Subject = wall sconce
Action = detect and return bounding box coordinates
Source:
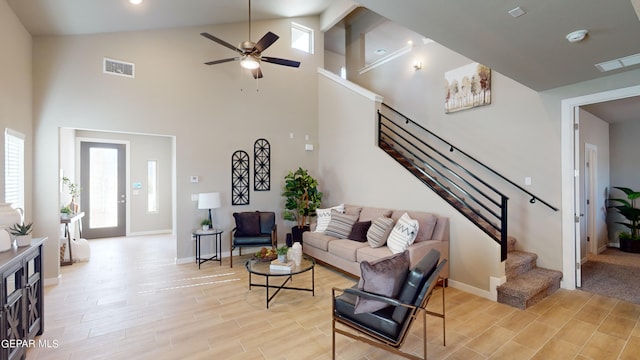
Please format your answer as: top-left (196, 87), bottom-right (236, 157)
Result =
top-left (413, 60), bottom-right (422, 70)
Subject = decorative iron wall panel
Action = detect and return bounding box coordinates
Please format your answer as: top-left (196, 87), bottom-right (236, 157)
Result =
top-left (254, 138), bottom-right (270, 191)
top-left (231, 150), bottom-right (250, 205)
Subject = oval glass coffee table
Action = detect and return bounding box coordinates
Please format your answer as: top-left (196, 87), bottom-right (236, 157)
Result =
top-left (245, 256), bottom-right (315, 309)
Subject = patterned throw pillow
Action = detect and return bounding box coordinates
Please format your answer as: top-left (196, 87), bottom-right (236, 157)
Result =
top-left (314, 204), bottom-right (345, 232)
top-left (366, 217), bottom-right (394, 248)
top-left (387, 212), bottom-right (420, 254)
top-left (324, 211), bottom-right (358, 238)
top-left (354, 250), bottom-right (410, 314)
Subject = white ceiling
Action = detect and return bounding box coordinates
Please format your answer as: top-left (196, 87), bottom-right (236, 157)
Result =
top-left (6, 0), bottom-right (640, 123)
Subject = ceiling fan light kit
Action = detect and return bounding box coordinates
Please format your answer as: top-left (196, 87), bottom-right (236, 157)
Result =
top-left (200, 0), bottom-right (300, 79)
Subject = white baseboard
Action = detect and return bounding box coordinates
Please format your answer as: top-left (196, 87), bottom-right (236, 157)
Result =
top-left (448, 279), bottom-right (494, 301)
top-left (44, 275), bottom-right (61, 287)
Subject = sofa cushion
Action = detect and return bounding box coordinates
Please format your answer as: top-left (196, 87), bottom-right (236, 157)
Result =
top-left (354, 250), bottom-right (410, 314)
top-left (359, 207), bottom-right (393, 222)
top-left (233, 211), bottom-right (261, 236)
top-left (303, 231), bottom-right (336, 251)
top-left (328, 239), bottom-right (369, 262)
top-left (315, 204), bottom-right (345, 233)
top-left (324, 211), bottom-right (358, 238)
top-left (367, 217), bottom-right (394, 248)
top-left (357, 245), bottom-right (393, 264)
top-left (344, 205), bottom-right (363, 218)
top-left (387, 212), bottom-right (420, 254)
top-left (392, 210), bottom-right (437, 243)
top-left (348, 221), bottom-right (372, 242)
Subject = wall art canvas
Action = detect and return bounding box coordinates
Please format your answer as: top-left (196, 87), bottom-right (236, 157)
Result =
top-left (444, 62), bottom-right (491, 113)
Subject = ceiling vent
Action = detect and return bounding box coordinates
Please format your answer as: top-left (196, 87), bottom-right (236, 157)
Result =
top-left (103, 58), bottom-right (135, 78)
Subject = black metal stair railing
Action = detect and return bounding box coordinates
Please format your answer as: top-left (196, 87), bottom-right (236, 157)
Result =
top-left (378, 103), bottom-right (558, 262)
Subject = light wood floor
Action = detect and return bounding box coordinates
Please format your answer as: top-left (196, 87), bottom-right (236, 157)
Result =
top-left (28, 235), bottom-right (640, 360)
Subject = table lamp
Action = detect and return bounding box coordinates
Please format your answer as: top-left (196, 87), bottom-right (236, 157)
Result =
top-left (198, 192), bottom-right (221, 226)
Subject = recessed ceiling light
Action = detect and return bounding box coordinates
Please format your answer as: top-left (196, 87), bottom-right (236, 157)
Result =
top-left (129, 0), bottom-right (143, 5)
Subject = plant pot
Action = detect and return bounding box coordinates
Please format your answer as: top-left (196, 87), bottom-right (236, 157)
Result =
top-left (619, 236), bottom-right (640, 253)
top-left (202, 225), bottom-right (210, 231)
top-left (278, 254), bottom-right (287, 263)
top-left (291, 225), bottom-right (309, 242)
top-left (16, 234), bottom-right (32, 247)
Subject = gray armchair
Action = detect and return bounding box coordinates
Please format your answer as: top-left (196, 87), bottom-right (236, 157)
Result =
top-left (229, 211), bottom-right (277, 267)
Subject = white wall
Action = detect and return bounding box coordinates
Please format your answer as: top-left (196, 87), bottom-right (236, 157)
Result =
top-left (0, 0), bottom-right (32, 220)
top-left (608, 117), bottom-right (640, 243)
top-left (32, 17), bottom-right (323, 280)
top-left (318, 70), bottom-right (503, 293)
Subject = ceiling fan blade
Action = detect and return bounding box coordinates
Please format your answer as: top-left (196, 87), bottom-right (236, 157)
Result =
top-left (250, 67), bottom-right (263, 79)
top-left (204, 57), bottom-right (240, 65)
top-left (262, 57), bottom-right (301, 68)
top-left (253, 32), bottom-right (279, 53)
top-left (200, 32), bottom-right (245, 54)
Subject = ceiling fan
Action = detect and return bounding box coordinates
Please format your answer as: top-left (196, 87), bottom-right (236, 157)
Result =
top-left (200, 0), bottom-right (301, 79)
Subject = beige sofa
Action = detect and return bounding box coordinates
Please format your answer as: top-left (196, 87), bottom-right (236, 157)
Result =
top-left (302, 205), bottom-right (449, 279)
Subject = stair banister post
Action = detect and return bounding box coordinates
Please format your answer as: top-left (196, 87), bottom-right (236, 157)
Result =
top-left (501, 196), bottom-right (508, 262)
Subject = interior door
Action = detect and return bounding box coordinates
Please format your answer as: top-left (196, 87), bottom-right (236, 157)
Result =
top-left (80, 142), bottom-right (126, 239)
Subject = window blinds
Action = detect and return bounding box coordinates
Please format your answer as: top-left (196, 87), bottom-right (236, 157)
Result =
top-left (4, 128), bottom-right (25, 210)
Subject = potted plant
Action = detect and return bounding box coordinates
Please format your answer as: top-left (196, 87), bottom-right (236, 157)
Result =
top-left (8, 222), bottom-right (32, 247)
top-left (200, 218), bottom-right (212, 231)
top-left (60, 206), bottom-right (72, 219)
top-left (282, 167), bottom-right (322, 241)
top-left (276, 245), bottom-right (289, 263)
top-left (62, 177), bottom-right (81, 213)
top-left (609, 186), bottom-right (640, 253)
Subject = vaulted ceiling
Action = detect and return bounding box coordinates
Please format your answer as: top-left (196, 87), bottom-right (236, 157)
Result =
top-left (7, 0), bottom-right (640, 121)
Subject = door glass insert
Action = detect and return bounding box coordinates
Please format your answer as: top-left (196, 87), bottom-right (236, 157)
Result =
top-left (89, 147), bottom-right (118, 229)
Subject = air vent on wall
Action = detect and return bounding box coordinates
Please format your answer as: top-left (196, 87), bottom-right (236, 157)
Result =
top-left (103, 58), bottom-right (135, 78)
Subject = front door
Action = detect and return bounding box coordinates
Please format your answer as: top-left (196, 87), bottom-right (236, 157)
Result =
top-left (80, 142), bottom-right (126, 238)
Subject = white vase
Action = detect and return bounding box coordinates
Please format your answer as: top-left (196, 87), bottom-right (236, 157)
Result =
top-left (16, 234), bottom-right (32, 247)
top-left (0, 203), bottom-right (21, 252)
top-left (291, 242), bottom-right (302, 266)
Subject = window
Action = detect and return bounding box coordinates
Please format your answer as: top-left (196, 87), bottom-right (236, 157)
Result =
top-left (4, 129), bottom-right (25, 210)
top-left (291, 22), bottom-right (314, 54)
top-left (147, 160), bottom-right (158, 213)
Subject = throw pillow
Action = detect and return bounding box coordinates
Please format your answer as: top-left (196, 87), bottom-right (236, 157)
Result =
top-left (387, 212), bottom-right (420, 254)
top-left (367, 216), bottom-right (394, 248)
top-left (348, 221), bottom-right (372, 242)
top-left (314, 204), bottom-right (345, 233)
top-left (354, 250), bottom-right (410, 314)
top-left (233, 211), bottom-right (261, 236)
top-left (324, 211), bottom-right (358, 238)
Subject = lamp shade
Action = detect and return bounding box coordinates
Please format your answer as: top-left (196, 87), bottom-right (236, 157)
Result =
top-left (198, 192), bottom-right (221, 209)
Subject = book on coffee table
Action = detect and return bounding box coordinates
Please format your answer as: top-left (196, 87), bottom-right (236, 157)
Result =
top-left (270, 259), bottom-right (295, 272)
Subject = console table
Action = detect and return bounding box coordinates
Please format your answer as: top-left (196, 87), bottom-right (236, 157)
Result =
top-left (0, 237), bottom-right (46, 359)
top-left (60, 212), bottom-right (84, 266)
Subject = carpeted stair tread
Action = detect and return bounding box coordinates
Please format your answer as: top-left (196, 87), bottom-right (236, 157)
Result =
top-left (505, 250), bottom-right (537, 280)
top-left (497, 268), bottom-right (563, 309)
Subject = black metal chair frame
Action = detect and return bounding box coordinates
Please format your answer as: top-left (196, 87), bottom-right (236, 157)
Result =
top-left (331, 261), bottom-right (446, 360)
top-left (229, 218), bottom-right (277, 268)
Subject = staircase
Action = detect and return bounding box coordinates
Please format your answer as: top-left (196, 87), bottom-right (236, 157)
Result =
top-left (497, 238), bottom-right (563, 309)
top-left (377, 103), bottom-right (562, 309)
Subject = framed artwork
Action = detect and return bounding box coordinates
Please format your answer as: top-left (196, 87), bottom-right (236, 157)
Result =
top-left (444, 62), bottom-right (491, 113)
top-left (254, 138), bottom-right (270, 191)
top-left (231, 150), bottom-right (250, 205)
